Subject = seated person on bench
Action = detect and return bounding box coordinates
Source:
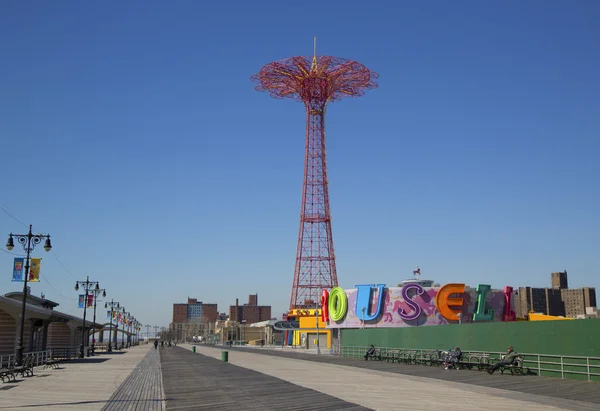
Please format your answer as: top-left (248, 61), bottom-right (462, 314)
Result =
top-left (450, 346), bottom-right (463, 368)
top-left (488, 346), bottom-right (518, 374)
top-left (364, 345), bottom-right (376, 360)
top-left (443, 346), bottom-right (463, 369)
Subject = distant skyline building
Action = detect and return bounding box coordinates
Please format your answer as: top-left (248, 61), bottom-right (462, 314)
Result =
top-left (551, 271), bottom-right (569, 290)
top-left (516, 271), bottom-right (596, 319)
top-left (170, 297), bottom-right (218, 341)
top-left (229, 294), bottom-right (272, 325)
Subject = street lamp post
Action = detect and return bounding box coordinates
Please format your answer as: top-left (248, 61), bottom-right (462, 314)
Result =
top-left (315, 304), bottom-right (321, 355)
top-left (115, 308), bottom-right (125, 350)
top-left (361, 307), bottom-right (366, 329)
top-left (123, 314), bottom-right (129, 348)
top-left (241, 320), bottom-right (246, 344)
top-left (5, 225), bottom-right (52, 366)
top-left (90, 287), bottom-right (106, 355)
top-left (104, 300), bottom-right (120, 352)
top-left (74, 276), bottom-right (101, 358)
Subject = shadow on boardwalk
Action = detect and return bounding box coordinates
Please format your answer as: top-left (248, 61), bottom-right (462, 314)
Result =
top-left (223, 346), bottom-right (600, 405)
top-left (160, 347), bottom-right (372, 411)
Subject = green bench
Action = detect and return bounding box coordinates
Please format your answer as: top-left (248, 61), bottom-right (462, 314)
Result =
top-left (499, 355), bottom-right (526, 375)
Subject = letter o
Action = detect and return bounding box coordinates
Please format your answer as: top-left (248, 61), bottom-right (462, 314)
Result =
top-left (328, 287), bottom-right (348, 322)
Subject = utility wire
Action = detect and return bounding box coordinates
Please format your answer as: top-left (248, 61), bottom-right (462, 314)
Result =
top-left (40, 274), bottom-right (77, 301)
top-left (50, 250), bottom-right (78, 280)
top-left (0, 247), bottom-right (25, 257)
top-left (0, 205), bottom-right (29, 229)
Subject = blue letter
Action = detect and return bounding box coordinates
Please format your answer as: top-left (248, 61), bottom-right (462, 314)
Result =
top-left (354, 284), bottom-right (386, 321)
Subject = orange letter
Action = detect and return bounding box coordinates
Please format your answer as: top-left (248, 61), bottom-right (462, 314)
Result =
top-left (436, 283), bottom-right (465, 321)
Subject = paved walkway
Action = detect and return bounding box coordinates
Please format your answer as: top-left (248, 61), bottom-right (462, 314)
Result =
top-left (181, 344), bottom-right (599, 411)
top-left (211, 344), bottom-right (600, 405)
top-left (2, 343), bottom-right (598, 411)
top-left (161, 346), bottom-right (370, 410)
top-left (0, 345), bottom-right (162, 410)
top-left (101, 347), bottom-right (165, 411)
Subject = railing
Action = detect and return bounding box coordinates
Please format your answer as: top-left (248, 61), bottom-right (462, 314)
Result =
top-left (0, 349), bottom-right (53, 368)
top-left (341, 346), bottom-right (600, 382)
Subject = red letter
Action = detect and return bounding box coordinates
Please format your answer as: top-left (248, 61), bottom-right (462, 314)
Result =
top-left (503, 286), bottom-right (516, 322)
top-left (321, 289), bottom-right (329, 322)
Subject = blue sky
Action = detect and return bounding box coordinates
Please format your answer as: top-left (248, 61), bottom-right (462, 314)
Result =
top-left (1, 1), bottom-right (599, 329)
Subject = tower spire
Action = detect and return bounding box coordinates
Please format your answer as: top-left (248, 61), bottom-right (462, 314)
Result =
top-left (311, 36), bottom-right (318, 70)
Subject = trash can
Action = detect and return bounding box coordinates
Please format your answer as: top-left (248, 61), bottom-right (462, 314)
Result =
top-left (221, 351), bottom-right (229, 362)
top-left (192, 346), bottom-right (196, 353)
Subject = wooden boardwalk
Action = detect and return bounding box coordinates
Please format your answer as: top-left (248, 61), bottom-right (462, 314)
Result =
top-left (223, 346), bottom-right (600, 405)
top-left (160, 347), bottom-right (372, 411)
top-left (101, 347), bottom-right (165, 411)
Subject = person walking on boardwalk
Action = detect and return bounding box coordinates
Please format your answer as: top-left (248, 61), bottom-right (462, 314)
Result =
top-left (154, 339), bottom-right (158, 350)
top-left (488, 346), bottom-right (518, 374)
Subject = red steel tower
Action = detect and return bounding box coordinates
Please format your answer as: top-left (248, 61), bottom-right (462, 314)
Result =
top-left (252, 40), bottom-right (378, 309)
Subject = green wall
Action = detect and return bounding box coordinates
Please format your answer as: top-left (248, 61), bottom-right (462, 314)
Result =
top-left (341, 319), bottom-right (600, 357)
top-left (341, 319), bottom-right (600, 381)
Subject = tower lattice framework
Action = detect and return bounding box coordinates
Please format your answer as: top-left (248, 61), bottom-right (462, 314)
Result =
top-left (252, 44), bottom-right (378, 309)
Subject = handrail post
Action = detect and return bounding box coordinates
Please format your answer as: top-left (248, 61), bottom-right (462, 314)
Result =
top-left (560, 356), bottom-right (564, 379)
top-left (537, 354), bottom-right (541, 376)
top-left (587, 357), bottom-right (591, 382)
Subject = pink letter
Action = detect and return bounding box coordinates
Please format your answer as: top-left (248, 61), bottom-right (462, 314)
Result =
top-left (503, 286), bottom-right (516, 322)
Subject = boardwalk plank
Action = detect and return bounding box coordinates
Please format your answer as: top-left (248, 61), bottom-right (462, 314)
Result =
top-left (160, 347), bottom-right (372, 411)
top-left (221, 346), bottom-right (600, 405)
top-left (101, 347), bottom-right (165, 411)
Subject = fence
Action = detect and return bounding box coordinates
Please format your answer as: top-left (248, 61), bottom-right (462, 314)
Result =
top-left (0, 349), bottom-right (53, 368)
top-left (341, 346), bottom-right (600, 382)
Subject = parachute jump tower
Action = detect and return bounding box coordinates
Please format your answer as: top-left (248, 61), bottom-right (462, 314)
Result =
top-left (252, 39), bottom-right (379, 310)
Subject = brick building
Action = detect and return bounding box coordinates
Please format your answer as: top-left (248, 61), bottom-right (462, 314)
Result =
top-left (562, 287), bottom-right (597, 318)
top-left (171, 297), bottom-right (218, 341)
top-left (516, 271), bottom-right (596, 319)
top-left (516, 287), bottom-right (564, 317)
top-left (172, 304), bottom-right (188, 323)
top-left (551, 271), bottom-right (568, 290)
top-left (229, 294), bottom-right (272, 324)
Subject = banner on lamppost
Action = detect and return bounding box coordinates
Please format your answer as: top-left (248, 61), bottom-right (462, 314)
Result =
top-left (12, 258), bottom-right (24, 282)
top-left (29, 258), bottom-right (41, 282)
top-left (106, 310), bottom-right (111, 320)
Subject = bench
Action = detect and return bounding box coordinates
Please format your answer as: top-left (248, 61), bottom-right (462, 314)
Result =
top-left (465, 353), bottom-right (492, 371)
top-left (44, 354), bottom-right (60, 370)
top-left (365, 348), bottom-right (382, 361)
top-left (0, 360), bottom-right (15, 383)
top-left (12, 356), bottom-right (34, 378)
top-left (500, 355), bottom-right (526, 375)
top-left (383, 349), bottom-right (400, 363)
top-left (417, 350), bottom-right (440, 366)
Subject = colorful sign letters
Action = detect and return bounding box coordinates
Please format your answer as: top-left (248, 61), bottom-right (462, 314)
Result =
top-left (324, 282), bottom-right (517, 329)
